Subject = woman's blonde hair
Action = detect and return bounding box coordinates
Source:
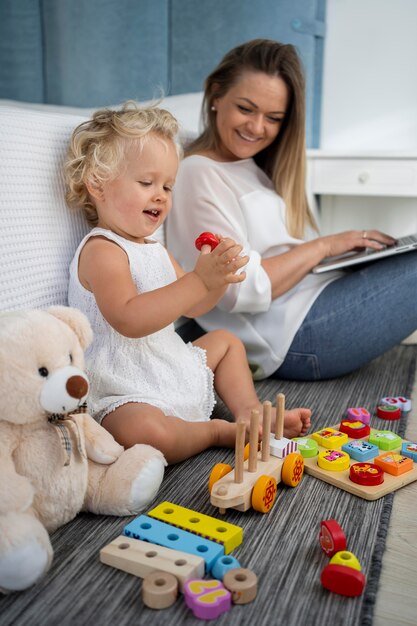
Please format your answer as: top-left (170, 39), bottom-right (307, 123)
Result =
top-left (187, 39), bottom-right (316, 238)
top-left (65, 101), bottom-right (179, 225)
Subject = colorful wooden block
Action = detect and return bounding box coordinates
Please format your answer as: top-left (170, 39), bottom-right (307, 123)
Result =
top-left (369, 430), bottom-right (402, 450)
top-left (211, 555), bottom-right (241, 581)
top-left (311, 428), bottom-right (349, 449)
top-left (142, 571), bottom-right (178, 609)
top-left (319, 520), bottom-right (347, 557)
top-left (223, 568), bottom-right (258, 604)
top-left (349, 463), bottom-right (384, 486)
top-left (99, 535), bottom-right (205, 591)
top-left (376, 405), bottom-right (401, 420)
top-left (321, 564), bottom-right (366, 597)
top-left (346, 407), bottom-right (371, 425)
top-left (147, 502), bottom-right (242, 555)
top-left (339, 420), bottom-right (370, 439)
top-left (292, 437), bottom-right (319, 458)
top-left (184, 579), bottom-right (232, 619)
top-left (123, 515), bottom-right (224, 573)
top-left (342, 440), bottom-right (379, 462)
top-left (269, 434), bottom-right (298, 459)
top-left (374, 452), bottom-right (414, 476)
top-left (401, 441), bottom-right (417, 462)
top-left (329, 551), bottom-right (361, 571)
top-left (317, 449), bottom-right (350, 472)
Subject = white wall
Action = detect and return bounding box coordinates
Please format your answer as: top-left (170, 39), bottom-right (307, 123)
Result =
top-left (318, 0), bottom-right (417, 235)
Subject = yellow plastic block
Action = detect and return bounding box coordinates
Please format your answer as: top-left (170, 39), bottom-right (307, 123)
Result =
top-left (147, 502), bottom-right (243, 554)
top-left (330, 550), bottom-right (362, 571)
top-left (311, 428), bottom-right (349, 449)
top-left (318, 449), bottom-right (350, 472)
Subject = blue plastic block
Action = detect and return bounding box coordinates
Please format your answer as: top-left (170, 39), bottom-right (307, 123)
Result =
top-left (342, 440), bottom-right (379, 462)
top-left (210, 554), bottom-right (241, 580)
top-left (123, 515), bottom-right (224, 573)
top-left (401, 441), bottom-right (417, 462)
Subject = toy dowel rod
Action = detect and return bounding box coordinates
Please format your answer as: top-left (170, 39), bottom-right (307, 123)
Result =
top-left (248, 409), bottom-right (260, 472)
top-left (235, 421), bottom-right (246, 483)
top-left (275, 393), bottom-right (285, 440)
top-left (261, 401), bottom-right (272, 461)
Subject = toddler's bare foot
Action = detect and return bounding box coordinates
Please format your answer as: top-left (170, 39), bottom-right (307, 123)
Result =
top-left (283, 408), bottom-right (311, 438)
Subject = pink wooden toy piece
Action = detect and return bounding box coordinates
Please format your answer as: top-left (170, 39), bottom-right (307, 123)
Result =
top-left (346, 407), bottom-right (371, 425)
top-left (184, 579), bottom-right (232, 620)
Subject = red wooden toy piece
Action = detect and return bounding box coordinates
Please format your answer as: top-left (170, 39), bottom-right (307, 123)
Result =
top-left (376, 405), bottom-right (401, 420)
top-left (349, 462), bottom-right (384, 486)
top-left (319, 519), bottom-right (347, 557)
top-left (195, 232), bottom-right (220, 251)
top-left (320, 564), bottom-right (366, 597)
top-left (339, 420), bottom-right (370, 439)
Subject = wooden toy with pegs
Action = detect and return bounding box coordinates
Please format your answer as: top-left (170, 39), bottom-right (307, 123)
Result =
top-left (298, 421), bottom-right (417, 500)
top-left (209, 395), bottom-right (304, 514)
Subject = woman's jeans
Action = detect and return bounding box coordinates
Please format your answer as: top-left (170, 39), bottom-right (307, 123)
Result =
top-left (275, 251), bottom-right (417, 381)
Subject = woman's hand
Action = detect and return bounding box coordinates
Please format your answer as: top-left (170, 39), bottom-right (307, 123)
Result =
top-left (318, 230), bottom-right (396, 259)
top-left (193, 237), bottom-right (249, 291)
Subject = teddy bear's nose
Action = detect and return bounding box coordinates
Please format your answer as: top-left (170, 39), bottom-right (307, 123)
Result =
top-left (66, 375), bottom-right (89, 399)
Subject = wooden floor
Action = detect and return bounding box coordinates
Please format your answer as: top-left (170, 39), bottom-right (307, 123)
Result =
top-left (373, 343), bottom-right (417, 626)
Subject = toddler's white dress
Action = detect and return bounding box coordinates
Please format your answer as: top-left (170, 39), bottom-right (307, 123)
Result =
top-left (68, 227), bottom-right (215, 424)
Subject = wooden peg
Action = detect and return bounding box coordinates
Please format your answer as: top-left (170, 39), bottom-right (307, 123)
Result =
top-left (142, 570), bottom-right (178, 609)
top-left (261, 401), bottom-right (272, 461)
top-left (248, 410), bottom-right (259, 472)
top-left (275, 393), bottom-right (285, 440)
top-left (235, 422), bottom-right (246, 484)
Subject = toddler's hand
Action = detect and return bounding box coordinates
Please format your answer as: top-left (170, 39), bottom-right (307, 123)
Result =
top-left (194, 237), bottom-right (249, 291)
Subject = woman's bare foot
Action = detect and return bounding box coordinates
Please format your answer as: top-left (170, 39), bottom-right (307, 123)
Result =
top-left (283, 408), bottom-right (311, 438)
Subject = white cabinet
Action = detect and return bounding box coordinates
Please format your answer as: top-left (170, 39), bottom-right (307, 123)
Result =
top-left (306, 151), bottom-right (417, 235)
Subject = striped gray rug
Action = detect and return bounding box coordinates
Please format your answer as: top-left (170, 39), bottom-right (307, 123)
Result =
top-left (1, 344), bottom-right (416, 626)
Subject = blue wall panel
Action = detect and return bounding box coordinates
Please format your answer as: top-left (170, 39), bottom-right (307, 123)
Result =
top-left (0, 0), bottom-right (326, 146)
top-left (0, 0), bottom-right (44, 102)
top-left (41, 0), bottom-right (169, 107)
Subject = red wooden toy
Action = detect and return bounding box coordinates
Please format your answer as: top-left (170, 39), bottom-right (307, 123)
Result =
top-left (319, 520), bottom-right (347, 557)
top-left (349, 462), bottom-right (384, 486)
top-left (195, 232), bottom-right (220, 251)
top-left (321, 564), bottom-right (366, 596)
top-left (376, 405), bottom-right (401, 420)
top-left (339, 419), bottom-right (370, 439)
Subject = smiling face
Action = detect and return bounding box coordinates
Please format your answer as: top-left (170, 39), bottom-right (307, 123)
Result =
top-left (94, 134), bottom-right (179, 243)
top-left (212, 70), bottom-right (289, 162)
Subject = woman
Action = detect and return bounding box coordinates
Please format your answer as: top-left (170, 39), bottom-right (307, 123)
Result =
top-left (167, 39), bottom-right (417, 380)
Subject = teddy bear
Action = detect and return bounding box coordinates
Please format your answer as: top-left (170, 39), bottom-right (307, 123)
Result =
top-left (0, 306), bottom-right (167, 593)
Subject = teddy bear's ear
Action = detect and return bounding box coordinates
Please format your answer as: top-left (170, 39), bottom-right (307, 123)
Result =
top-left (47, 306), bottom-right (93, 350)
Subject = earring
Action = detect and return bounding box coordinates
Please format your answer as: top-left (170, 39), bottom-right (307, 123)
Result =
top-left (211, 105), bottom-right (216, 112)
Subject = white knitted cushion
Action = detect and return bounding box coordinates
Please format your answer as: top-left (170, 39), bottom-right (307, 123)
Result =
top-left (0, 105), bottom-right (91, 310)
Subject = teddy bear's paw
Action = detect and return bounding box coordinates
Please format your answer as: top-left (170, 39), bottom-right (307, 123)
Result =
top-left (85, 445), bottom-right (166, 516)
top-left (129, 455), bottom-right (166, 513)
top-left (0, 539), bottom-right (52, 593)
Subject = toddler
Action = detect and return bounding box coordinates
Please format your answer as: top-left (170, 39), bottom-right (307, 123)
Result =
top-left (65, 102), bottom-right (311, 464)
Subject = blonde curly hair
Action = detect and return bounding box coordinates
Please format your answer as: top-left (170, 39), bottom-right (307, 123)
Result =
top-left (64, 101), bottom-right (180, 225)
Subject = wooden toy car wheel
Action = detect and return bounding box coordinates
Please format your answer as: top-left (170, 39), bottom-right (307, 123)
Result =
top-left (251, 475), bottom-right (277, 513)
top-left (281, 452), bottom-right (304, 487)
top-left (208, 463), bottom-right (232, 493)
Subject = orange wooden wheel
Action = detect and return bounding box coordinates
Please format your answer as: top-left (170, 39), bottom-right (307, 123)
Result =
top-left (281, 452), bottom-right (304, 487)
top-left (251, 475), bottom-right (277, 513)
top-left (208, 463), bottom-right (232, 493)
top-left (243, 442), bottom-right (260, 461)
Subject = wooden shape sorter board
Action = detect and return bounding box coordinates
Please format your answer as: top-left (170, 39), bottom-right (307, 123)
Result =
top-left (300, 425), bottom-right (417, 500)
